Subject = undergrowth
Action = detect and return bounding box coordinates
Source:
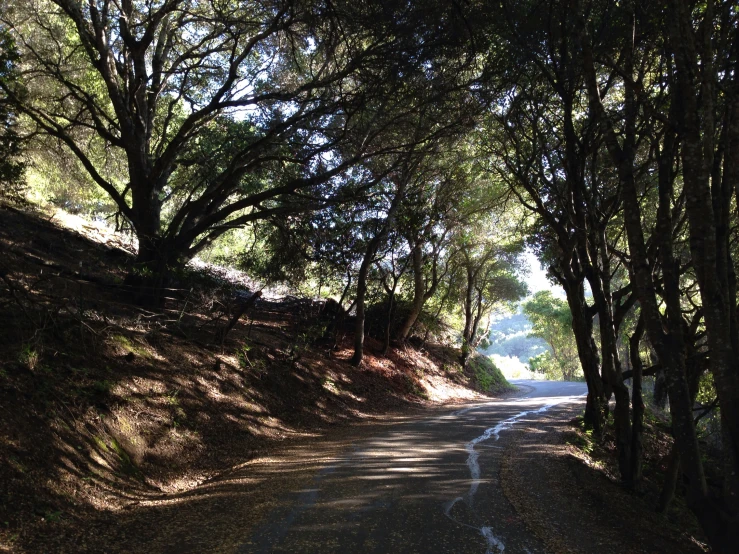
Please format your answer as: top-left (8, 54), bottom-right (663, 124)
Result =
top-left (467, 354), bottom-right (513, 394)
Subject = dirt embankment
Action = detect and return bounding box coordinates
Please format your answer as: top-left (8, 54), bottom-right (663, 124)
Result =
top-left (0, 204), bottom-right (508, 553)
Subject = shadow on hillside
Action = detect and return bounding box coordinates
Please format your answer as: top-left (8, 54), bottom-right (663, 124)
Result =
top-left (0, 205), bottom-right (433, 552)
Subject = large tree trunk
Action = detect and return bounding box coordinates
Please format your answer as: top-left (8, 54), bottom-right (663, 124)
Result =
top-left (658, 350), bottom-right (704, 513)
top-left (558, 270), bottom-right (605, 434)
top-left (125, 238), bottom-right (171, 308)
top-left (124, 184), bottom-right (170, 307)
top-left (657, 444), bottom-right (681, 514)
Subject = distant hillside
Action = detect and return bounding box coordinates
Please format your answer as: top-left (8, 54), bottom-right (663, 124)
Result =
top-left (480, 310), bottom-right (549, 364)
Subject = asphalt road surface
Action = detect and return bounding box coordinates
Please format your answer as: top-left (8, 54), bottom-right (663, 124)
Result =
top-left (240, 380), bottom-right (586, 554)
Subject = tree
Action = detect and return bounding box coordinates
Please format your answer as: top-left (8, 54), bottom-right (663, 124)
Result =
top-left (0, 27), bottom-right (24, 201)
top-left (2, 0), bottom-right (471, 303)
top-left (394, 143), bottom-right (474, 340)
top-left (484, 8), bottom-right (611, 433)
top-left (374, 233), bottom-right (409, 356)
top-left (493, 0), bottom-right (737, 546)
top-left (664, 0), bottom-right (739, 517)
top-left (349, 158), bottom-right (410, 366)
top-left (523, 291), bottom-right (580, 380)
top-left (455, 227), bottom-right (526, 367)
top-left (573, 0), bottom-right (703, 495)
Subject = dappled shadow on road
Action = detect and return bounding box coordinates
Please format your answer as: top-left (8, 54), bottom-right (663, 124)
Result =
top-left (74, 413), bottom-right (464, 553)
top-left (86, 395), bottom-right (587, 553)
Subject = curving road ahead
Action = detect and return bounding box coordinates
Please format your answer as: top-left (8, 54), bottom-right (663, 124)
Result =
top-left (240, 380), bottom-right (586, 554)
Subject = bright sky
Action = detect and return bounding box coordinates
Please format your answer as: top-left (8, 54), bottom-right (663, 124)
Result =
top-left (522, 250), bottom-right (566, 299)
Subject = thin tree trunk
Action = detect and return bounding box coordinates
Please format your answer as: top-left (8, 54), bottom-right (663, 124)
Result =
top-left (381, 270), bottom-right (403, 356)
top-left (591, 271), bottom-right (632, 483)
top-left (351, 239), bottom-right (380, 366)
top-left (460, 265), bottom-right (475, 368)
top-left (351, 180), bottom-right (406, 366)
top-left (559, 271), bottom-right (605, 435)
top-left (397, 240), bottom-right (424, 340)
top-left (658, 444), bottom-right (681, 514)
top-left (630, 316), bottom-right (645, 486)
top-left (381, 295), bottom-right (394, 356)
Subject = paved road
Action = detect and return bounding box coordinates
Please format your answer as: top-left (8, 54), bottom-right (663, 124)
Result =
top-left (240, 380), bottom-right (586, 554)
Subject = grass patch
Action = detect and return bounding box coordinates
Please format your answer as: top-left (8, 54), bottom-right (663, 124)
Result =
top-left (468, 354), bottom-right (513, 394)
top-left (109, 334), bottom-right (153, 359)
top-left (567, 417), bottom-right (596, 455)
top-left (18, 344), bottom-right (40, 370)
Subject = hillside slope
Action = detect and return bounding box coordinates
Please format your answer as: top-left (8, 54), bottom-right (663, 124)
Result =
top-left (483, 311), bottom-right (548, 363)
top-left (0, 204), bottom-right (512, 552)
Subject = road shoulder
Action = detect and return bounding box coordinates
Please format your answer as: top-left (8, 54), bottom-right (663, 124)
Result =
top-left (500, 403), bottom-right (707, 554)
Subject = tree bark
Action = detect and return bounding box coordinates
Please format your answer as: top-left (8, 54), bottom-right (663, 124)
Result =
top-left (667, 0), bottom-right (739, 497)
top-left (578, 7), bottom-right (706, 499)
top-left (460, 264), bottom-right (476, 368)
top-left (350, 243), bottom-right (376, 366)
top-left (397, 240), bottom-right (425, 340)
top-left (554, 263), bottom-right (605, 435)
top-left (630, 316), bottom-right (645, 486)
top-left (657, 444), bottom-right (681, 514)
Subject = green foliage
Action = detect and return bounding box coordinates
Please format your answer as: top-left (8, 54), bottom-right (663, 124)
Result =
top-left (109, 334), bottom-right (151, 359)
top-left (92, 380), bottom-right (113, 395)
top-left (568, 418), bottom-right (596, 456)
top-left (364, 298), bottom-right (449, 342)
top-left (528, 351), bottom-right (559, 379)
top-left (18, 344), bottom-right (39, 370)
top-left (523, 291), bottom-right (581, 380)
top-left (236, 343), bottom-right (253, 370)
top-left (695, 372), bottom-right (715, 407)
top-left (24, 155), bottom-right (118, 215)
top-left (523, 291), bottom-right (573, 335)
top-left (467, 354), bottom-right (512, 393)
top-left (0, 28), bottom-right (25, 202)
top-left (403, 373), bottom-right (429, 399)
top-left (236, 342), bottom-right (266, 374)
top-left (695, 372), bottom-right (720, 439)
